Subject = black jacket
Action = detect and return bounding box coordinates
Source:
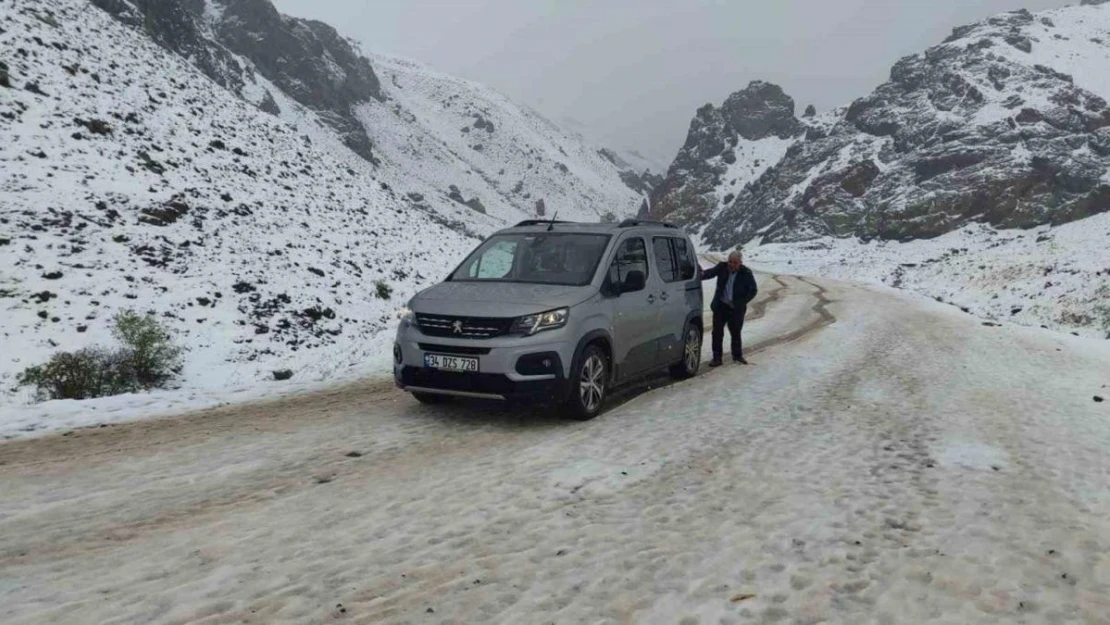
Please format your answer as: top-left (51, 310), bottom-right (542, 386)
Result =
top-left (701, 263), bottom-right (758, 311)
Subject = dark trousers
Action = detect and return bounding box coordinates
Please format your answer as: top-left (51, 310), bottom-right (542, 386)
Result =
top-left (711, 304), bottom-right (746, 360)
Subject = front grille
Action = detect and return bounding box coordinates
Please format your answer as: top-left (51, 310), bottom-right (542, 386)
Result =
top-left (418, 343), bottom-right (492, 356)
top-left (415, 314), bottom-right (513, 339)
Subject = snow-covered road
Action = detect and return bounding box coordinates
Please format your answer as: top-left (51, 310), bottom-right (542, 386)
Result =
top-left (2, 275), bottom-right (1110, 625)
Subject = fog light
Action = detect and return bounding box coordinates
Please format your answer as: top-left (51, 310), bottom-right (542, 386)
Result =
top-left (393, 344), bottom-right (403, 365)
top-left (515, 352), bottom-right (561, 376)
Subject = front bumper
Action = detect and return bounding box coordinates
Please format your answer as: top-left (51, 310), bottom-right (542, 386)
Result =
top-left (396, 367), bottom-right (570, 402)
top-left (393, 321), bottom-right (576, 403)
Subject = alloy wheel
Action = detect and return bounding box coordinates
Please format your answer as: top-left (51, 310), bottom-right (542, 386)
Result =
top-left (579, 353), bottom-right (606, 412)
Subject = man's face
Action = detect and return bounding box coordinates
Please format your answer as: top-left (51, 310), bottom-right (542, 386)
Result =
top-left (728, 255), bottom-right (742, 272)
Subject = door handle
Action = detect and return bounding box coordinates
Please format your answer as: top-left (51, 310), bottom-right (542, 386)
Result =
top-left (647, 294), bottom-right (656, 304)
top-left (659, 291), bottom-right (669, 301)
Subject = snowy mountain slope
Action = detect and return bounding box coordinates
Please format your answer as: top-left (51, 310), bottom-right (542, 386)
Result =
top-left (696, 3), bottom-right (1110, 248)
top-left (559, 115), bottom-right (669, 174)
top-left (90, 0), bottom-right (385, 163)
top-left (0, 0), bottom-right (487, 406)
top-left (362, 53), bottom-right (647, 223)
top-left (89, 0), bottom-right (650, 226)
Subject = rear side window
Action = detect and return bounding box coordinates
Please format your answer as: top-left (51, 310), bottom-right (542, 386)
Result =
top-left (673, 238), bottom-right (696, 280)
top-left (652, 237), bottom-right (677, 283)
top-left (652, 237), bottom-right (696, 283)
top-left (607, 237), bottom-right (649, 285)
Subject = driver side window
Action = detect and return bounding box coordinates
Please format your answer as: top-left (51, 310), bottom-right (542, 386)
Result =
top-left (467, 239), bottom-right (517, 279)
top-left (607, 237), bottom-right (648, 286)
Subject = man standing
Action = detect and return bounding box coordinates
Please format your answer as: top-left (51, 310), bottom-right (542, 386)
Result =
top-left (700, 250), bottom-right (758, 366)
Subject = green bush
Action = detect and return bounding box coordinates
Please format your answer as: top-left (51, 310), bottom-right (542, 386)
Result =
top-left (112, 310), bottom-right (182, 387)
top-left (17, 311), bottom-right (182, 402)
top-left (16, 347), bottom-right (134, 401)
top-left (375, 280), bottom-right (393, 300)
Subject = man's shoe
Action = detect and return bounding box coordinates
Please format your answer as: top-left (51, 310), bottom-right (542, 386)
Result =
top-left (709, 358), bottom-right (723, 367)
top-left (734, 357), bottom-right (749, 365)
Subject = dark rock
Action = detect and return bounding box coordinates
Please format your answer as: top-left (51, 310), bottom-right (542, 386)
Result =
top-left (345, 451), bottom-right (363, 458)
top-left (77, 325), bottom-right (88, 333)
top-left (139, 200), bottom-right (189, 226)
top-left (25, 81), bottom-right (47, 96)
top-left (463, 197), bottom-right (486, 214)
top-left (307, 267), bottom-right (326, 278)
top-left (1095, 396), bottom-right (1104, 403)
top-left (1005, 34), bottom-right (1033, 53)
top-left (535, 198), bottom-right (546, 217)
top-left (42, 271), bottom-right (63, 280)
top-left (0, 61), bottom-right (9, 88)
top-left (76, 118), bottom-right (112, 135)
top-left (803, 104), bottom-right (817, 118)
top-left (273, 369), bottom-right (294, 381)
top-left (472, 115), bottom-right (494, 133)
top-left (137, 151), bottom-right (166, 175)
top-left (257, 88), bottom-right (281, 115)
top-left (446, 185), bottom-right (486, 214)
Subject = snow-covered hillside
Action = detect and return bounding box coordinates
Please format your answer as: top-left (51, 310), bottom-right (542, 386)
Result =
top-left (364, 54), bottom-right (648, 223)
top-left (0, 0), bottom-right (662, 415)
top-left (0, 0), bottom-right (489, 407)
top-left (749, 211), bottom-right (1110, 340)
top-left (88, 0), bottom-right (651, 227)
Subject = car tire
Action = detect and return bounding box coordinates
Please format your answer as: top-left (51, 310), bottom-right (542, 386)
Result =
top-left (669, 321), bottom-right (702, 380)
top-left (412, 392), bottom-right (451, 405)
top-left (564, 344), bottom-right (608, 420)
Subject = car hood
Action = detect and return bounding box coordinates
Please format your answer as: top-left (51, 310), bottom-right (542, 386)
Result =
top-left (411, 281), bottom-right (594, 317)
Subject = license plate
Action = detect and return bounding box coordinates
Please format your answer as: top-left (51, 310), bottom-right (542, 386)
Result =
top-left (424, 353), bottom-right (479, 373)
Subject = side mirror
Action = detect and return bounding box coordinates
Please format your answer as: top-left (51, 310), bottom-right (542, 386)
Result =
top-left (621, 270), bottom-right (646, 294)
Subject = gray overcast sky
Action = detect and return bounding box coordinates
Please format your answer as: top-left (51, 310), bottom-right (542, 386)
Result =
top-left (271, 0), bottom-right (1064, 169)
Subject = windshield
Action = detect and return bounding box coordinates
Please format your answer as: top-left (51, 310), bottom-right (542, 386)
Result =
top-left (450, 233), bottom-right (612, 286)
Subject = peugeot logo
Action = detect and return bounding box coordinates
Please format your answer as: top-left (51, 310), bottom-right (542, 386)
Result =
top-left (452, 320), bottom-right (464, 335)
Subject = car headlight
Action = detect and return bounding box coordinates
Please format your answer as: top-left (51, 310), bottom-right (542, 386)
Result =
top-left (511, 308), bottom-right (569, 336)
top-left (397, 307), bottom-right (414, 326)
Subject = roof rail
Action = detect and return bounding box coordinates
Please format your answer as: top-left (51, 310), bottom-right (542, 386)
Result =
top-left (513, 219), bottom-right (575, 227)
top-left (617, 218), bottom-right (678, 229)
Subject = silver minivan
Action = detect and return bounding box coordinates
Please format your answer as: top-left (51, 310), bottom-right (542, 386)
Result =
top-left (394, 219), bottom-right (704, 419)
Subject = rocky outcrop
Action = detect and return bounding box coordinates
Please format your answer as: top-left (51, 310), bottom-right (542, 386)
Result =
top-left (91, 0), bottom-right (383, 163)
top-left (648, 81), bottom-right (805, 228)
top-left (669, 5), bottom-right (1110, 249)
